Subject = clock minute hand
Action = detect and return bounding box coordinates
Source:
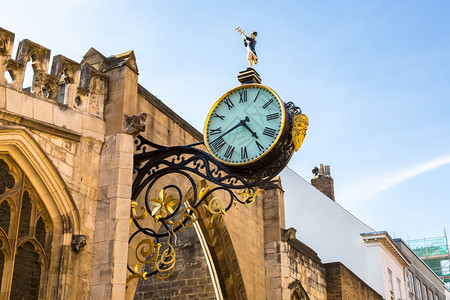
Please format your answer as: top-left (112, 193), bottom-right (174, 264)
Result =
top-left (210, 116), bottom-right (250, 144)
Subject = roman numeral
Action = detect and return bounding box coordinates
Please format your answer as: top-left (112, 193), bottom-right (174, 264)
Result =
top-left (266, 113), bottom-right (279, 121)
top-left (253, 90), bottom-right (261, 102)
top-left (211, 137), bottom-right (226, 151)
top-left (262, 98), bottom-right (274, 109)
top-left (241, 147), bottom-right (248, 160)
top-left (255, 141), bottom-right (264, 152)
top-left (239, 90), bottom-right (247, 103)
top-left (210, 127), bottom-right (222, 135)
top-left (212, 112), bottom-right (225, 120)
top-left (263, 127), bottom-right (277, 138)
top-left (224, 145), bottom-right (235, 159)
top-left (224, 98), bottom-right (234, 110)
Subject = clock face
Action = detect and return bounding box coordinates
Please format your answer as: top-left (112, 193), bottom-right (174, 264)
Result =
top-left (204, 84), bottom-right (286, 166)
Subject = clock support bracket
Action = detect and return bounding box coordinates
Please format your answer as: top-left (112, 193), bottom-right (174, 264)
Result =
top-left (127, 88), bottom-right (307, 284)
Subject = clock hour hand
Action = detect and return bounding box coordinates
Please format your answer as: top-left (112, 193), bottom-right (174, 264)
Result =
top-left (210, 116), bottom-right (250, 144)
top-left (242, 122), bottom-right (258, 139)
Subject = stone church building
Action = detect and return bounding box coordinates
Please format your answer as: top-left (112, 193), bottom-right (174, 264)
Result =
top-left (0, 27), bottom-right (381, 299)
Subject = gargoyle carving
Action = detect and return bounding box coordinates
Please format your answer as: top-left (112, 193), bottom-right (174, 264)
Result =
top-left (281, 227), bottom-right (297, 242)
top-left (124, 113), bottom-right (147, 135)
top-left (71, 234), bottom-right (87, 253)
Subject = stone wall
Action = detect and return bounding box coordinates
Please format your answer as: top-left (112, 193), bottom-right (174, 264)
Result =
top-left (263, 178), bottom-right (327, 300)
top-left (0, 26), bottom-right (106, 299)
top-left (324, 262), bottom-right (382, 300)
top-left (221, 189), bottom-right (265, 299)
top-left (265, 238), bottom-right (327, 300)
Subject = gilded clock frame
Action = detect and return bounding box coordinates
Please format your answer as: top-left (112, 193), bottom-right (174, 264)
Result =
top-left (204, 84), bottom-right (287, 167)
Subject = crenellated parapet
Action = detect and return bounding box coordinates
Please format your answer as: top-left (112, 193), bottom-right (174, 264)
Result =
top-left (0, 27), bottom-right (108, 118)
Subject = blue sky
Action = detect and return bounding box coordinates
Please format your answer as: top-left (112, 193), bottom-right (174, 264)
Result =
top-left (2, 0), bottom-right (449, 240)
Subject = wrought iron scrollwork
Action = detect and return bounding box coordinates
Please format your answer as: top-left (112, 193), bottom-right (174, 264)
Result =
top-left (127, 134), bottom-right (281, 283)
top-left (285, 101), bottom-right (302, 115)
top-left (127, 101), bottom-right (306, 283)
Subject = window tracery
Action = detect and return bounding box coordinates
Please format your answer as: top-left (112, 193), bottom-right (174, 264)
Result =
top-left (289, 280), bottom-right (310, 300)
top-left (0, 158), bottom-right (14, 195)
top-left (0, 156), bottom-right (52, 299)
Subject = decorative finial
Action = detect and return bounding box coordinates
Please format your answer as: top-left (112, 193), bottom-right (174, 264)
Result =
top-left (235, 27), bottom-right (258, 69)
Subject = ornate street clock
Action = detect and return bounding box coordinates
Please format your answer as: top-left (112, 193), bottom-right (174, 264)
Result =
top-left (128, 29), bottom-right (309, 283)
top-left (204, 82), bottom-right (308, 177)
top-left (205, 84), bottom-right (285, 164)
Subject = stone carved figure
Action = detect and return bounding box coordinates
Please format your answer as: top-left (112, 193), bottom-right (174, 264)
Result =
top-left (89, 76), bottom-right (103, 115)
top-left (71, 234), bottom-right (87, 252)
top-left (59, 69), bottom-right (70, 85)
top-left (124, 113), bottom-right (148, 135)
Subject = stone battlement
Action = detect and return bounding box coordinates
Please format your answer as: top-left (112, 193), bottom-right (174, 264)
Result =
top-left (0, 27), bottom-right (108, 118)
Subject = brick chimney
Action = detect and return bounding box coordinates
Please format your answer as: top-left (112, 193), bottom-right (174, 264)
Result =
top-left (311, 164), bottom-right (335, 201)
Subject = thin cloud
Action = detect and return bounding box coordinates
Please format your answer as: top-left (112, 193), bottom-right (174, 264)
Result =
top-left (340, 154), bottom-right (450, 205)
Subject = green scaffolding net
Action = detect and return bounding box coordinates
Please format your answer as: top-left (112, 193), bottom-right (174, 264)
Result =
top-left (407, 236), bottom-right (450, 290)
top-left (408, 237), bottom-right (449, 257)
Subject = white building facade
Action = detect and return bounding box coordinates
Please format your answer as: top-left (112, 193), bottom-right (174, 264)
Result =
top-left (280, 167), bottom-right (447, 300)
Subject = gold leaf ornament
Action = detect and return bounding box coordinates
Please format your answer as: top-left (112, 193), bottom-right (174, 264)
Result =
top-left (126, 238), bottom-right (158, 284)
top-left (203, 196), bottom-right (226, 223)
top-left (154, 241), bottom-right (176, 279)
top-left (127, 237), bottom-right (176, 283)
top-left (170, 206), bottom-right (199, 245)
top-left (197, 179), bottom-right (212, 201)
top-left (183, 180), bottom-right (211, 206)
top-left (149, 189), bottom-right (179, 222)
top-left (130, 200), bottom-right (148, 224)
top-left (238, 188), bottom-right (266, 205)
top-left (291, 114), bottom-right (309, 152)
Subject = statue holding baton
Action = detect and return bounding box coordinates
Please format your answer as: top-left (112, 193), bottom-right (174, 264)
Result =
top-left (235, 27), bottom-right (258, 69)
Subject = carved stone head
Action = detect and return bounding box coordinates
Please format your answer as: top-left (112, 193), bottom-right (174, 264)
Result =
top-left (71, 234), bottom-right (87, 253)
top-left (124, 113), bottom-right (147, 135)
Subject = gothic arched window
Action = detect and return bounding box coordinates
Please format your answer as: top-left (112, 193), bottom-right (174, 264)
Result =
top-left (0, 156), bottom-right (52, 299)
top-left (289, 280), bottom-right (310, 300)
